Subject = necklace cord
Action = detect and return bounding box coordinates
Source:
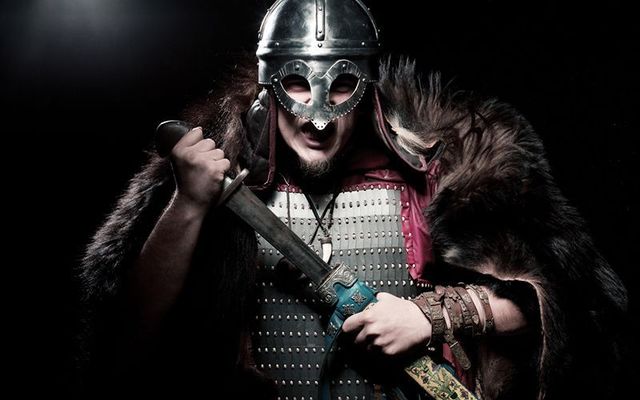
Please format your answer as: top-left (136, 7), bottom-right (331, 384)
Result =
top-left (304, 191), bottom-right (339, 244)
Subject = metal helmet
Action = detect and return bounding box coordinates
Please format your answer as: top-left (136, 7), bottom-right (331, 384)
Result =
top-left (257, 0), bottom-right (381, 130)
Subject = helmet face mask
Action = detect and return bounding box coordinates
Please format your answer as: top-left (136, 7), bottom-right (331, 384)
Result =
top-left (257, 0), bottom-right (381, 130)
top-left (271, 59), bottom-right (368, 130)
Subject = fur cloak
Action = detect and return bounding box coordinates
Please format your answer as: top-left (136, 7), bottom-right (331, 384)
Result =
top-left (77, 58), bottom-right (627, 399)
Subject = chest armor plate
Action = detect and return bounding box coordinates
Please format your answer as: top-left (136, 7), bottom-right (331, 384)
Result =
top-left (253, 185), bottom-right (420, 399)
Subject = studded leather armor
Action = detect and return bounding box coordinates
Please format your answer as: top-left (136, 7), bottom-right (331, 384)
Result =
top-left (253, 181), bottom-right (429, 400)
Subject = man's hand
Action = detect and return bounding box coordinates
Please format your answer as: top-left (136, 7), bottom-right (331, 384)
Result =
top-left (171, 127), bottom-right (231, 211)
top-left (342, 292), bottom-right (432, 356)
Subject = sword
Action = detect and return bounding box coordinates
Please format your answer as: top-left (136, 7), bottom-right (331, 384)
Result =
top-left (156, 120), bottom-right (477, 400)
top-left (156, 120), bottom-right (341, 295)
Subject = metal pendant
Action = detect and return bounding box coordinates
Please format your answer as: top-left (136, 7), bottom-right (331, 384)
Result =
top-left (320, 236), bottom-right (332, 264)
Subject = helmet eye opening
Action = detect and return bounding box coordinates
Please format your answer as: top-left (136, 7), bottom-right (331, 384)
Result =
top-left (282, 75), bottom-right (311, 93)
top-left (329, 74), bottom-right (359, 105)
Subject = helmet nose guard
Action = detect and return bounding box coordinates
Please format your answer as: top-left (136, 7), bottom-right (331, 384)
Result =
top-left (270, 59), bottom-right (369, 130)
top-left (257, 0), bottom-right (381, 126)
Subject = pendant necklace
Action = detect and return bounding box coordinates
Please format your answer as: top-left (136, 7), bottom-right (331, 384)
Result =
top-left (303, 191), bottom-right (339, 264)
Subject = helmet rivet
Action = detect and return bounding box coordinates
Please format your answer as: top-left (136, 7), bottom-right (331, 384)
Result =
top-left (361, 41), bottom-right (365, 46)
top-left (295, 64), bottom-right (300, 70)
top-left (318, 43), bottom-right (323, 47)
top-left (275, 42), bottom-right (280, 46)
top-left (342, 63), bottom-right (347, 69)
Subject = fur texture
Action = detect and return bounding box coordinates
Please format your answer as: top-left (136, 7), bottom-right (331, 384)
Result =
top-left (77, 57), bottom-right (627, 399)
top-left (377, 57), bottom-right (627, 399)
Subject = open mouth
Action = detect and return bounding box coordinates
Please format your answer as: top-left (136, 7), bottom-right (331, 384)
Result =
top-left (301, 121), bottom-right (335, 147)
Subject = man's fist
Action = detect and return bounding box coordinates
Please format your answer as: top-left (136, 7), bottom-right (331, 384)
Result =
top-left (170, 127), bottom-right (231, 210)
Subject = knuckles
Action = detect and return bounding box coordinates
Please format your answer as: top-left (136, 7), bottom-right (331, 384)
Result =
top-left (170, 146), bottom-right (187, 161)
top-left (184, 150), bottom-right (200, 165)
top-left (211, 148), bottom-right (225, 159)
top-left (206, 166), bottom-right (226, 183)
top-left (218, 158), bottom-right (231, 170)
top-left (362, 310), bottom-right (377, 325)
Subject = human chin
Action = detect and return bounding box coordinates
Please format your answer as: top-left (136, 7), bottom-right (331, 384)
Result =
top-left (294, 147), bottom-right (338, 182)
top-left (286, 131), bottom-right (341, 180)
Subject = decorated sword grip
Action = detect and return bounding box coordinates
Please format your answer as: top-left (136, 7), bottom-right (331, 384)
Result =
top-left (316, 263), bottom-right (378, 339)
top-left (316, 263), bottom-right (376, 306)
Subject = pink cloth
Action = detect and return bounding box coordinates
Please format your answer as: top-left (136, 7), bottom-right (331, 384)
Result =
top-left (284, 146), bottom-right (442, 283)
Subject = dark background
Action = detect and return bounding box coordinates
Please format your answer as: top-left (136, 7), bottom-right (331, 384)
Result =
top-left (2, 0), bottom-right (637, 396)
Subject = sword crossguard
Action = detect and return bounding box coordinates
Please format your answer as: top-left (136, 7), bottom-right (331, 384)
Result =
top-left (316, 263), bottom-right (360, 306)
top-left (218, 169), bottom-right (250, 206)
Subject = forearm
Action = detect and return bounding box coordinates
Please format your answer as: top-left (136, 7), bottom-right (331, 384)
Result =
top-left (440, 286), bottom-right (528, 335)
top-left (126, 192), bottom-right (209, 334)
top-left (481, 287), bottom-right (528, 334)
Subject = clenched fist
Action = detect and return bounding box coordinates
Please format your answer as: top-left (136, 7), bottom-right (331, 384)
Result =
top-left (170, 127), bottom-right (231, 211)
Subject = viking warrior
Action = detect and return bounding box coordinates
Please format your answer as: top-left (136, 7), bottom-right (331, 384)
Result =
top-left (78, 1), bottom-right (627, 399)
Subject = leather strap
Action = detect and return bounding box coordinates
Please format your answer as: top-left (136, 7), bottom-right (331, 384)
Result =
top-left (442, 288), bottom-right (463, 332)
top-left (426, 291), bottom-right (446, 343)
top-left (410, 291), bottom-right (446, 345)
top-left (442, 287), bottom-right (471, 370)
top-left (454, 286), bottom-right (482, 337)
top-left (467, 284), bottom-right (495, 334)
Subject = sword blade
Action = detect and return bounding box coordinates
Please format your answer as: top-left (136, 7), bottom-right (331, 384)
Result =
top-left (224, 184), bottom-right (331, 285)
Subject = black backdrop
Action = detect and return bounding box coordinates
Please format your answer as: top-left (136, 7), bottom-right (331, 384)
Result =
top-left (2, 0), bottom-right (637, 396)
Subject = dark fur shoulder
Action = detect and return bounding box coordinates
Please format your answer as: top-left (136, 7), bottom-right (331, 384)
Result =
top-left (378, 58), bottom-right (627, 399)
top-left (78, 155), bottom-right (173, 302)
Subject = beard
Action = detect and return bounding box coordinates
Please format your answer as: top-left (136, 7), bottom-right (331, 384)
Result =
top-left (278, 135), bottom-right (351, 193)
top-left (298, 157), bottom-right (336, 181)
top-left (288, 152), bottom-right (345, 193)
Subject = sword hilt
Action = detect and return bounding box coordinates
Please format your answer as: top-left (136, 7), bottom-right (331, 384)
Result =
top-left (155, 119), bottom-right (191, 157)
top-left (155, 119), bottom-right (248, 206)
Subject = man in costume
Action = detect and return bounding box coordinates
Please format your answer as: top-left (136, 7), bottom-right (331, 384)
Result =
top-left (78, 0), bottom-right (627, 399)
